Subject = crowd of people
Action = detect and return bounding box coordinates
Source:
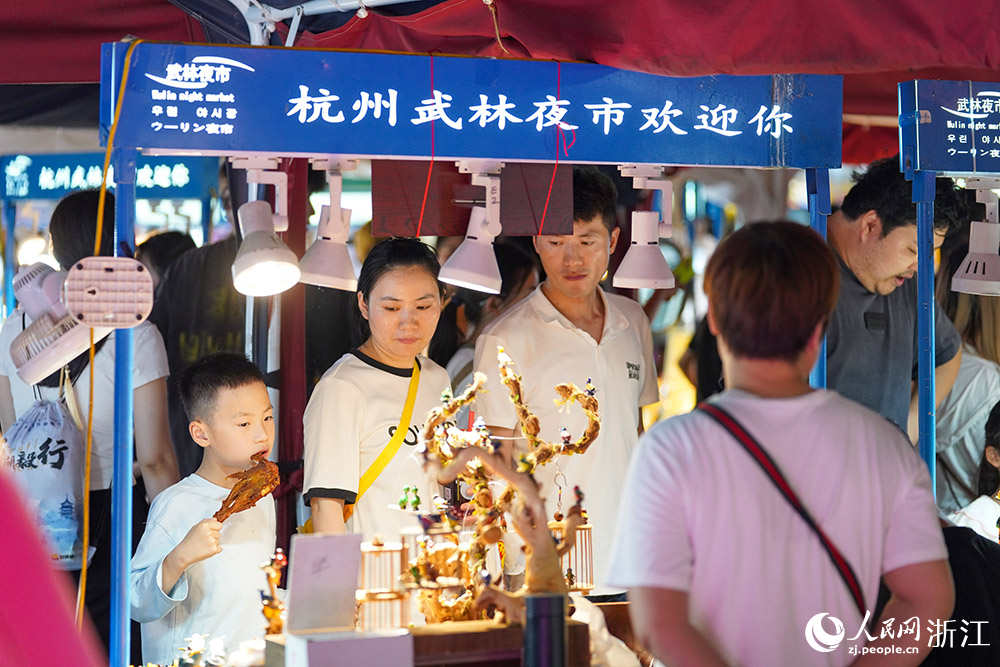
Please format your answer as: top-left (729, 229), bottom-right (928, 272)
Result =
top-left (3, 157), bottom-right (1000, 666)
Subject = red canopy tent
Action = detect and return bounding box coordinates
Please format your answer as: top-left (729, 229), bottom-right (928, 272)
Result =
top-left (3, 0), bottom-right (998, 160)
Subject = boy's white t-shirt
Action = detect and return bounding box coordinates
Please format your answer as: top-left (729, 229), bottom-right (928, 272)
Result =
top-left (303, 351), bottom-right (452, 541)
top-left (0, 313), bottom-right (169, 490)
top-left (130, 473), bottom-right (276, 666)
top-left (607, 389), bottom-right (947, 666)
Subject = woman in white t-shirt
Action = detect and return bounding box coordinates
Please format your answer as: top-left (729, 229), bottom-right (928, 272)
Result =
top-left (304, 238), bottom-right (452, 540)
top-left (0, 189), bottom-right (178, 659)
top-left (948, 400), bottom-right (1000, 542)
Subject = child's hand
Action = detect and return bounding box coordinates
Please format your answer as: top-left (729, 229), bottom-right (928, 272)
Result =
top-left (161, 519), bottom-right (222, 594)
top-left (177, 518), bottom-right (223, 566)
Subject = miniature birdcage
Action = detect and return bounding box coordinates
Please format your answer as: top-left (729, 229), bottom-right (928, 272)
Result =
top-left (548, 519), bottom-right (594, 594)
top-left (356, 538), bottom-right (409, 631)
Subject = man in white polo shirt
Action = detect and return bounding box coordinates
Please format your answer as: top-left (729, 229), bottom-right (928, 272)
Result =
top-left (473, 166), bottom-right (658, 587)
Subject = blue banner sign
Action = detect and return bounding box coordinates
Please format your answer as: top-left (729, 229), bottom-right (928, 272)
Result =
top-left (101, 43), bottom-right (842, 169)
top-left (899, 80), bottom-right (1000, 176)
top-left (1, 152), bottom-right (217, 201)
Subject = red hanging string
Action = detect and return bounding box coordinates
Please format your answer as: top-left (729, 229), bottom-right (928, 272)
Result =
top-left (416, 54), bottom-right (436, 237)
top-left (537, 60), bottom-right (572, 235)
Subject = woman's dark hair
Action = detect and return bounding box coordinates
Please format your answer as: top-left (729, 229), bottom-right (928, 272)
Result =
top-left (35, 190), bottom-right (116, 387)
top-left (48, 189), bottom-right (116, 270)
top-left (976, 400), bottom-right (1000, 496)
top-left (354, 237), bottom-right (443, 341)
top-left (136, 231), bottom-right (195, 279)
top-left (428, 240), bottom-right (538, 366)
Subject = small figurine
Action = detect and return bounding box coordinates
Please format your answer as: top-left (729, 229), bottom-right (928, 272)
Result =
top-left (433, 494), bottom-right (449, 512)
top-left (584, 378), bottom-right (596, 397)
top-left (259, 548), bottom-right (287, 635)
top-left (473, 416), bottom-right (488, 433)
top-left (559, 426), bottom-right (571, 449)
top-left (409, 486), bottom-right (422, 511)
top-left (475, 483), bottom-right (493, 507)
top-left (497, 345), bottom-right (512, 366)
top-left (417, 513), bottom-right (439, 533)
top-left (565, 567), bottom-right (576, 587)
top-left (179, 634), bottom-right (226, 667)
top-left (398, 487), bottom-right (410, 510)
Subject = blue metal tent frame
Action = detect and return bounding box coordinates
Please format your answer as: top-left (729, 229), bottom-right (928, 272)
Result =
top-left (99, 40), bottom-right (843, 665)
top-left (898, 78), bottom-right (1000, 509)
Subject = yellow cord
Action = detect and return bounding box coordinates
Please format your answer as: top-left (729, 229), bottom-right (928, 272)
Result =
top-left (76, 38), bottom-right (144, 628)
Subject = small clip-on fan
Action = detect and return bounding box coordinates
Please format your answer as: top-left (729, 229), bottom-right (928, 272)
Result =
top-left (11, 258), bottom-right (154, 385)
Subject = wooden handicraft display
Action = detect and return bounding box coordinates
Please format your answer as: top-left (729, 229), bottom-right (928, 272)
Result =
top-left (408, 346), bottom-right (601, 624)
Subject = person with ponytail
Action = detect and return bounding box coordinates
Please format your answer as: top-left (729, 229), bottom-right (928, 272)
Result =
top-left (947, 401), bottom-right (1000, 542)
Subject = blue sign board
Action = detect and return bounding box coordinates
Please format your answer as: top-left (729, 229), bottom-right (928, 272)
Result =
top-left (101, 43), bottom-right (842, 169)
top-left (899, 80), bottom-right (1000, 176)
top-left (1, 152), bottom-right (217, 201)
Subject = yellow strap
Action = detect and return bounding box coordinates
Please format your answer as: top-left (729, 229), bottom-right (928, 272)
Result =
top-left (343, 361), bottom-right (421, 522)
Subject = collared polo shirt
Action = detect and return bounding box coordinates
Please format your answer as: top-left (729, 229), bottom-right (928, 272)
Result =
top-left (473, 285), bottom-right (658, 585)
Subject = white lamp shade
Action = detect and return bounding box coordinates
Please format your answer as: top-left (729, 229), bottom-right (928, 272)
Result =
top-left (232, 201), bottom-right (301, 297)
top-left (439, 207), bottom-right (502, 294)
top-left (952, 220), bottom-right (1000, 296)
top-left (298, 205), bottom-right (357, 291)
top-left (439, 238), bottom-right (502, 294)
top-left (300, 241), bottom-right (357, 291)
top-left (613, 211), bottom-right (675, 289)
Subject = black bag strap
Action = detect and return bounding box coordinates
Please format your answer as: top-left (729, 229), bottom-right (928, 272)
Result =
top-left (697, 402), bottom-right (866, 617)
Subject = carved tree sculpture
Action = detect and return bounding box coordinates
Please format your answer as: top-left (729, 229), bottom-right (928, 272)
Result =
top-left (416, 346), bottom-right (600, 624)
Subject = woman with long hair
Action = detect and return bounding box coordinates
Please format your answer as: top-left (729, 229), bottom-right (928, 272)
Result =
top-left (935, 239), bottom-right (1000, 512)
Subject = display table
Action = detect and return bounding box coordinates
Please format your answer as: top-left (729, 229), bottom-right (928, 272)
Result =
top-left (265, 619), bottom-right (590, 666)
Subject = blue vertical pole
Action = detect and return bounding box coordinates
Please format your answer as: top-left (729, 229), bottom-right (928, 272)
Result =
top-left (3, 200), bottom-right (15, 317)
top-left (912, 170), bottom-right (937, 491)
top-left (201, 196), bottom-right (213, 247)
top-left (110, 148), bottom-right (137, 667)
top-left (706, 201), bottom-right (724, 240)
top-left (806, 168), bottom-right (831, 389)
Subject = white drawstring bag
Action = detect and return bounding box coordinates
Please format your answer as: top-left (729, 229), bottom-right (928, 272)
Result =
top-left (3, 366), bottom-right (87, 569)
